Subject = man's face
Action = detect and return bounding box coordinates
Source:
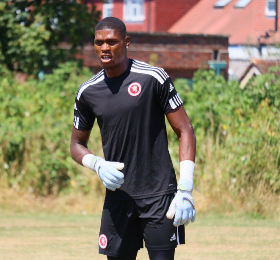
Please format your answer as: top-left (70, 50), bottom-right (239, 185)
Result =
top-left (94, 29), bottom-right (129, 71)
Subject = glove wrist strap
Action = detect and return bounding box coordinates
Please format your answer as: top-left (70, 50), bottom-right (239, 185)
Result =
top-left (178, 179), bottom-right (193, 192)
top-left (82, 154), bottom-right (103, 173)
top-left (91, 156), bottom-right (103, 173)
top-left (180, 160), bottom-right (195, 181)
top-left (179, 160), bottom-right (195, 192)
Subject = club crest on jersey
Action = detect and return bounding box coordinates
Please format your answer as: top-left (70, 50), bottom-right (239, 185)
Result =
top-left (128, 82), bottom-right (142, 96)
top-left (99, 234), bottom-right (107, 249)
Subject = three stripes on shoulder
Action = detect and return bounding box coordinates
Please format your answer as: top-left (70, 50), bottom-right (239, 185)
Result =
top-left (75, 59), bottom-right (183, 109)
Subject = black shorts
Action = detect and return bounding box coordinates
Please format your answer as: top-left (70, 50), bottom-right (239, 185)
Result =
top-left (98, 193), bottom-right (185, 257)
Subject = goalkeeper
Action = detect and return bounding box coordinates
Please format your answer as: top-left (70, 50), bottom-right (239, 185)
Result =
top-left (70, 17), bottom-right (196, 260)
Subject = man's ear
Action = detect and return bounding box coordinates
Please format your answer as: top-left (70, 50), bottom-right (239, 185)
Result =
top-left (125, 36), bottom-right (130, 49)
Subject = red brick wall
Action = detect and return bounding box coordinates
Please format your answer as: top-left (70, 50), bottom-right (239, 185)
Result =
top-left (75, 32), bottom-right (229, 79)
top-left (85, 0), bottom-right (200, 32)
top-left (86, 0), bottom-right (103, 13)
top-left (86, 0), bottom-right (151, 32)
top-left (278, 0), bottom-right (280, 31)
top-left (112, 0), bottom-right (123, 21)
top-left (252, 0), bottom-right (275, 33)
top-left (123, 0), bottom-right (150, 32)
top-left (154, 0), bottom-right (200, 32)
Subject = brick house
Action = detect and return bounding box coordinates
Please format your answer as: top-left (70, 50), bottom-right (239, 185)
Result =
top-left (168, 0), bottom-right (280, 79)
top-left (76, 32), bottom-right (229, 79)
top-left (85, 0), bottom-right (200, 32)
top-left (77, 0), bottom-right (229, 79)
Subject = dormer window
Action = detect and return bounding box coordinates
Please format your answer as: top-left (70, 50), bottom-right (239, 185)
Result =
top-left (234, 0), bottom-right (252, 8)
top-left (214, 0), bottom-right (232, 8)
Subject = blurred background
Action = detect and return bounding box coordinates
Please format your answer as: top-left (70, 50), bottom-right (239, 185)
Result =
top-left (0, 1), bottom-right (279, 259)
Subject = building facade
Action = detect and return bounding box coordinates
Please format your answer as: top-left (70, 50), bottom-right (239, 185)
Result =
top-left (74, 0), bottom-right (230, 79)
top-left (168, 0), bottom-right (280, 79)
top-left (75, 32), bottom-right (229, 79)
top-left (85, 0), bottom-right (200, 32)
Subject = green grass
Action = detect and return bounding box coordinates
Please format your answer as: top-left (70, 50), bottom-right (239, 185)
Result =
top-left (0, 213), bottom-right (279, 260)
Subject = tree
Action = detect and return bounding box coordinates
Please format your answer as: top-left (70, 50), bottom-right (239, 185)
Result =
top-left (0, 0), bottom-right (100, 75)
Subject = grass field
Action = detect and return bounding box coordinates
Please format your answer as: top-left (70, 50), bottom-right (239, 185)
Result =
top-left (0, 213), bottom-right (279, 260)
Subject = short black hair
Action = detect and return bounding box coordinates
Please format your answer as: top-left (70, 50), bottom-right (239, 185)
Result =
top-left (95, 17), bottom-right (127, 37)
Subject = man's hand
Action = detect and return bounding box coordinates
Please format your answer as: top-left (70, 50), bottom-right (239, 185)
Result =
top-left (166, 190), bottom-right (196, 226)
top-left (82, 154), bottom-right (125, 191)
top-left (95, 158), bottom-right (125, 191)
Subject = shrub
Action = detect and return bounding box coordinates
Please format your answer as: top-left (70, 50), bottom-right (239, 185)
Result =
top-left (170, 69), bottom-right (280, 215)
top-left (0, 64), bottom-right (279, 215)
top-left (0, 62), bottom-right (103, 195)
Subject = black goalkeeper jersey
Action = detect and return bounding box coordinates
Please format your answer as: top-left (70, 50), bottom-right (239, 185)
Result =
top-left (73, 59), bottom-right (183, 200)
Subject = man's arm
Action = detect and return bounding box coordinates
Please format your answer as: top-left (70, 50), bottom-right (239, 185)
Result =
top-left (70, 127), bottom-right (93, 166)
top-left (166, 105), bottom-right (196, 226)
top-left (166, 106), bottom-right (196, 162)
top-left (70, 126), bottom-right (125, 191)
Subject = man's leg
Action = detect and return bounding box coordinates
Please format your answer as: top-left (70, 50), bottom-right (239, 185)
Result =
top-left (107, 252), bottom-right (138, 260)
top-left (137, 194), bottom-right (185, 260)
top-left (148, 249), bottom-right (175, 260)
top-left (99, 199), bottom-right (143, 258)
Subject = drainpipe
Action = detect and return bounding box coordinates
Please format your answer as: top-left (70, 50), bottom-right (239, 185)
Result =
top-left (258, 36), bottom-right (263, 57)
top-left (276, 0), bottom-right (278, 32)
top-left (258, 1), bottom-right (278, 56)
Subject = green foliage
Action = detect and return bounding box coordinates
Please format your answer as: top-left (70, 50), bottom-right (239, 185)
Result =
top-left (0, 63), bottom-right (279, 215)
top-left (0, 62), bottom-right (100, 195)
top-left (0, 0), bottom-right (100, 75)
top-left (170, 69), bottom-right (280, 214)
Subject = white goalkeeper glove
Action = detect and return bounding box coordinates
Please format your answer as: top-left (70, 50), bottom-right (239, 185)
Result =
top-left (82, 154), bottom-right (124, 191)
top-left (166, 160), bottom-right (196, 226)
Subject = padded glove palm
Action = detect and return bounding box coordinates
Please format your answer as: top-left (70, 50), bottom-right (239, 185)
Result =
top-left (166, 190), bottom-right (196, 226)
top-left (94, 158), bottom-right (125, 191)
top-left (82, 154), bottom-right (125, 191)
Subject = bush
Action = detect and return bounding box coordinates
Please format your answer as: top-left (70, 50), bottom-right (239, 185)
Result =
top-left (0, 0), bottom-right (100, 74)
top-left (0, 64), bottom-right (279, 215)
top-left (170, 69), bottom-right (280, 215)
top-left (0, 62), bottom-right (103, 195)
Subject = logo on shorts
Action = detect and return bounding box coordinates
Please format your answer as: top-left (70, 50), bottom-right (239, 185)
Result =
top-left (170, 233), bottom-right (176, 241)
top-left (99, 234), bottom-right (107, 249)
top-left (128, 82), bottom-right (141, 96)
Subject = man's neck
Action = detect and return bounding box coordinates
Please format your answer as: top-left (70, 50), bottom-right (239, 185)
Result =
top-left (105, 58), bottom-right (130, 78)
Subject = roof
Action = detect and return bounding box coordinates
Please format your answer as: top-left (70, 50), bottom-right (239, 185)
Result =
top-left (253, 60), bottom-right (280, 75)
top-left (239, 59), bottom-right (280, 88)
top-left (127, 31), bottom-right (229, 38)
top-left (168, 0), bottom-right (273, 45)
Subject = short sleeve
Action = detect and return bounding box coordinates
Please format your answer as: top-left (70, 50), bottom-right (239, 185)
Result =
top-left (155, 77), bottom-right (183, 114)
top-left (73, 92), bottom-right (95, 131)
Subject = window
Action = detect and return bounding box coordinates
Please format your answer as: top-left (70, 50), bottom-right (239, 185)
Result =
top-left (213, 50), bottom-right (219, 60)
top-left (214, 0), bottom-right (232, 8)
top-left (124, 0), bottom-right (145, 22)
top-left (103, 0), bottom-right (113, 18)
top-left (265, 0), bottom-right (276, 16)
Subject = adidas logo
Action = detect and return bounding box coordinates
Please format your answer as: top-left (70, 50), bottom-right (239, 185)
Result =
top-left (170, 233), bottom-right (176, 241)
top-left (169, 83), bottom-right (174, 92)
